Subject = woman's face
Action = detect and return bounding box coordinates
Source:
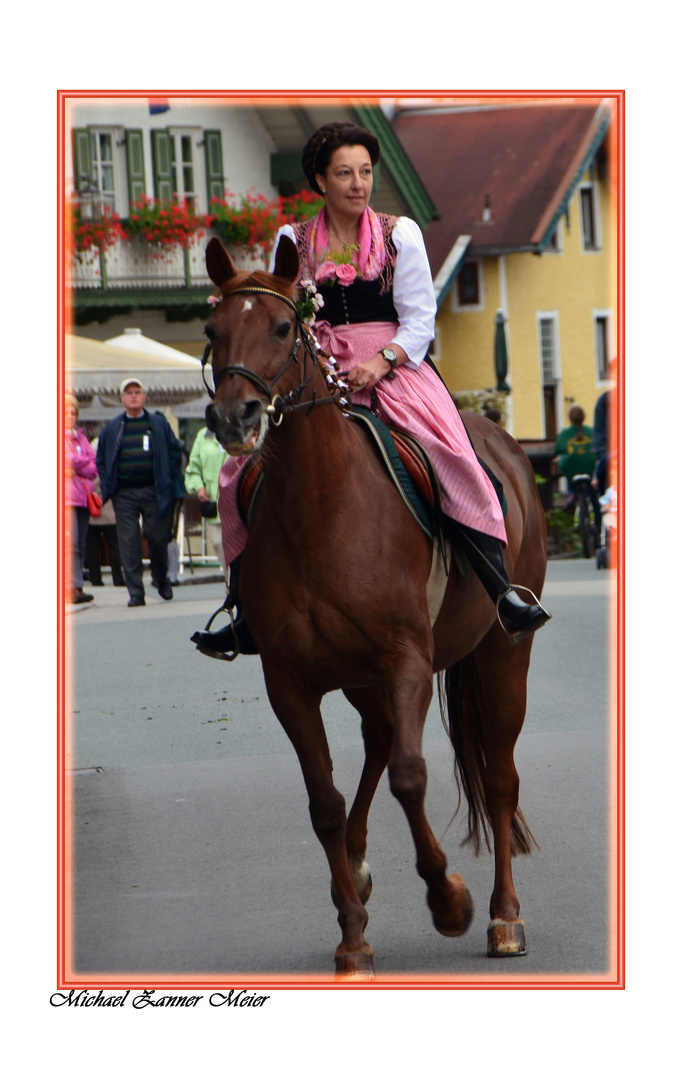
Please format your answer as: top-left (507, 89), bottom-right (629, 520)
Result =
top-left (65, 405), bottom-right (78, 429)
top-left (317, 144), bottom-right (373, 222)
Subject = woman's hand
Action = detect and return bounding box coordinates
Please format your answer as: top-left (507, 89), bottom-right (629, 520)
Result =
top-left (197, 486), bottom-right (210, 502)
top-left (344, 344), bottom-right (407, 391)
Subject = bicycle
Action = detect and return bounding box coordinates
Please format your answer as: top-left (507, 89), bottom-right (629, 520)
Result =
top-left (571, 474), bottom-right (599, 559)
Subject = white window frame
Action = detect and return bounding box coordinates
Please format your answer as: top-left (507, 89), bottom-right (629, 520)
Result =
top-left (429, 325), bottom-right (442, 363)
top-left (593, 309), bottom-right (612, 384)
top-left (451, 258), bottom-right (485, 313)
top-left (537, 311), bottom-right (563, 439)
top-left (579, 181), bottom-right (602, 253)
top-left (84, 126), bottom-right (126, 215)
top-left (167, 126), bottom-right (201, 207)
top-left (543, 218), bottom-right (563, 254)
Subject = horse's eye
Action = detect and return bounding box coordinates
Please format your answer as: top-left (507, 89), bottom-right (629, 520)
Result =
top-left (275, 321), bottom-right (291, 340)
top-left (204, 323), bottom-right (215, 342)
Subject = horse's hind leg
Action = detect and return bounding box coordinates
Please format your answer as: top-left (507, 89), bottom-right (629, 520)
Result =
top-left (387, 654), bottom-right (474, 938)
top-left (262, 666), bottom-right (374, 978)
top-left (455, 632), bottom-right (536, 956)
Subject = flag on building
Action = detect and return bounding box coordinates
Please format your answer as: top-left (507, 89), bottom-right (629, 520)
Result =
top-left (148, 98), bottom-right (170, 115)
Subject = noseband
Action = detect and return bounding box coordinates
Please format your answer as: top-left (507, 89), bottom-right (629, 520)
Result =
top-left (200, 286), bottom-right (348, 424)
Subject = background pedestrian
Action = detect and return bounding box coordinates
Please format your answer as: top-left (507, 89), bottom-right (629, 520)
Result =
top-left (184, 426), bottom-right (229, 583)
top-left (65, 394), bottom-right (98, 604)
top-left (96, 379), bottom-right (182, 607)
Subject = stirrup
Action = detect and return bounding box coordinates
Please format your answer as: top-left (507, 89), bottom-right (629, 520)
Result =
top-left (196, 598), bottom-right (241, 661)
top-left (495, 584), bottom-right (552, 645)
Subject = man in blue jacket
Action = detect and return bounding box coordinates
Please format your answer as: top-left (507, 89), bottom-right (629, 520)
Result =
top-left (97, 378), bottom-right (182, 607)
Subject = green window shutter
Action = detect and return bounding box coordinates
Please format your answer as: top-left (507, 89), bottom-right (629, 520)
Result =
top-left (151, 129), bottom-right (173, 203)
top-left (125, 129), bottom-right (146, 205)
top-left (204, 130), bottom-right (224, 202)
top-left (72, 128), bottom-right (92, 191)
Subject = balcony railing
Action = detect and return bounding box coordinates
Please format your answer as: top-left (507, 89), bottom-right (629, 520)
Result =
top-left (68, 229), bottom-right (268, 294)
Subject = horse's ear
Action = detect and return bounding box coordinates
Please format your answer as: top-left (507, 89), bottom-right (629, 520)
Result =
top-left (206, 237), bottom-right (238, 287)
top-left (272, 234), bottom-right (299, 283)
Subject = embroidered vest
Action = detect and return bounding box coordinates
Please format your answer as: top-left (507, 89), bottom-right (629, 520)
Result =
top-left (293, 213), bottom-right (399, 327)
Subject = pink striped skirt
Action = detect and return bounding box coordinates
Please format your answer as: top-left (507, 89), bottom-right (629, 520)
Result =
top-left (218, 321), bottom-right (506, 566)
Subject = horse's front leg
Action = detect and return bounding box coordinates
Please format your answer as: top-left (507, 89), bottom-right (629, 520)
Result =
top-left (387, 653), bottom-right (474, 938)
top-left (339, 687), bottom-right (395, 905)
top-left (262, 664), bottom-right (374, 979)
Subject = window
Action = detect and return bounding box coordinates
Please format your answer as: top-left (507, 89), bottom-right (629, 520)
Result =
top-left (458, 262), bottom-right (479, 305)
top-left (72, 127), bottom-right (123, 214)
top-left (429, 325), bottom-right (442, 363)
top-left (579, 183), bottom-right (601, 251)
top-left (170, 132), bottom-right (196, 205)
top-left (539, 317), bottom-right (558, 382)
top-left (544, 221), bottom-right (562, 253)
top-left (152, 128), bottom-right (224, 209)
top-left (451, 259), bottom-right (484, 312)
top-left (594, 312), bottom-right (611, 381)
top-left (538, 313), bottom-right (561, 439)
top-left (90, 132), bottom-right (116, 211)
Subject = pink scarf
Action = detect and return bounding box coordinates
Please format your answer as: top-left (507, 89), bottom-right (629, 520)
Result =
top-left (306, 207), bottom-right (388, 283)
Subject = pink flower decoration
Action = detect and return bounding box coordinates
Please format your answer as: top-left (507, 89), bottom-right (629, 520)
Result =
top-left (335, 263), bottom-right (357, 285)
top-left (317, 261), bottom-right (337, 282)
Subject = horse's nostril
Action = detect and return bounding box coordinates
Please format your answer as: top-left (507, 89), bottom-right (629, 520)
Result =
top-left (240, 399), bottom-right (263, 430)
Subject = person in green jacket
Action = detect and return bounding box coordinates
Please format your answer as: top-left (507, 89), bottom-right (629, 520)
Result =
top-left (555, 406), bottom-right (596, 482)
top-left (184, 426), bottom-right (229, 579)
top-left (554, 405), bottom-right (599, 523)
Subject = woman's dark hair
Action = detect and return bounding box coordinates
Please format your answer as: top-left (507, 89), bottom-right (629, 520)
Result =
top-left (302, 122), bottom-right (381, 195)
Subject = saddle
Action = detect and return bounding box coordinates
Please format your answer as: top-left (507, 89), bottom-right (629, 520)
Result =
top-left (236, 408), bottom-right (506, 626)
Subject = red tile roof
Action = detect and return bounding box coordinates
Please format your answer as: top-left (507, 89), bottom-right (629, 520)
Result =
top-left (392, 102), bottom-right (609, 273)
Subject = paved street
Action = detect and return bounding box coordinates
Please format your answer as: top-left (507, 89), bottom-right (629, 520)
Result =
top-left (67, 557), bottom-right (617, 981)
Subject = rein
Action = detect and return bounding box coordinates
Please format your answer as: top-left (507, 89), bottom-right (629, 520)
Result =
top-left (200, 286), bottom-right (355, 423)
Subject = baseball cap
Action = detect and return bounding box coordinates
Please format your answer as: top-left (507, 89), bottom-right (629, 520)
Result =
top-left (120, 377), bottom-right (145, 394)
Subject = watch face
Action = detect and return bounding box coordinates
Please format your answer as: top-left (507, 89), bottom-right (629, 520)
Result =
top-left (383, 348), bottom-right (397, 362)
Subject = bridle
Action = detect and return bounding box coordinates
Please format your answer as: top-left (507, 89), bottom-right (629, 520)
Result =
top-left (200, 286), bottom-right (353, 425)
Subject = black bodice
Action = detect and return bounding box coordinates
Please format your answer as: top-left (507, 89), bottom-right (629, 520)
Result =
top-left (317, 277), bottom-right (398, 327)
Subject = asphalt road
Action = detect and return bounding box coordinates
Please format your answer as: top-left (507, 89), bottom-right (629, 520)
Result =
top-left (67, 557), bottom-right (617, 982)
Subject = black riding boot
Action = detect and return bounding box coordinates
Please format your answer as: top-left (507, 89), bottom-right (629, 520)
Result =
top-left (190, 557), bottom-right (259, 659)
top-left (454, 523), bottom-right (552, 644)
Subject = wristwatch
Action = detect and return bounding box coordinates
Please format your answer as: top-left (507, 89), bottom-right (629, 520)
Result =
top-left (380, 347), bottom-right (398, 379)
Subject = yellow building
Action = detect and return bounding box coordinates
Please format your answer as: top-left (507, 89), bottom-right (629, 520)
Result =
top-left (393, 100), bottom-right (618, 440)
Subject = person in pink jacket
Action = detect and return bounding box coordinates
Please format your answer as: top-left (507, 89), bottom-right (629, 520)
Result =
top-left (65, 394), bottom-right (98, 603)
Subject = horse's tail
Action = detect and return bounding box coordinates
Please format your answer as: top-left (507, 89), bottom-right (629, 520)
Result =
top-left (438, 657), bottom-right (537, 856)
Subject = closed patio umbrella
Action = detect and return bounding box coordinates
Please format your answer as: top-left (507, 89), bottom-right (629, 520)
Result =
top-left (494, 310), bottom-right (510, 392)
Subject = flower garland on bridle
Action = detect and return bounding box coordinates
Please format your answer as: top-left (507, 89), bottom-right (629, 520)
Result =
top-left (295, 282), bottom-right (354, 408)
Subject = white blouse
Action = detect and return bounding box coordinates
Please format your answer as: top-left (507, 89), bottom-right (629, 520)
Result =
top-left (270, 216), bottom-right (437, 367)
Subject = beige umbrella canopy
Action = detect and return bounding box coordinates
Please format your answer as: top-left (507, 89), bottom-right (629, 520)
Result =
top-left (65, 332), bottom-right (208, 409)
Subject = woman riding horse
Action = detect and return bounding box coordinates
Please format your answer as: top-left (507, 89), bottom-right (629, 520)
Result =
top-left (191, 121), bottom-right (551, 659)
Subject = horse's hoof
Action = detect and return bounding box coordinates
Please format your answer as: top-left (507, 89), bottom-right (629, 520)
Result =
top-left (429, 874), bottom-right (474, 938)
top-left (334, 951), bottom-right (375, 981)
top-left (487, 918), bottom-right (527, 957)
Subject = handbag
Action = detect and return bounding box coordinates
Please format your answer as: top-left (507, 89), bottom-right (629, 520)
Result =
top-left (199, 500), bottom-right (218, 518)
top-left (80, 476), bottom-right (102, 518)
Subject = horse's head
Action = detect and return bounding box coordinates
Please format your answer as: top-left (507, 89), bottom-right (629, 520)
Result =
top-left (203, 236), bottom-right (302, 454)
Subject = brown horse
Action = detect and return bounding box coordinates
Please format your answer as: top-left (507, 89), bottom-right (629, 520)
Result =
top-left (202, 235), bottom-right (547, 978)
